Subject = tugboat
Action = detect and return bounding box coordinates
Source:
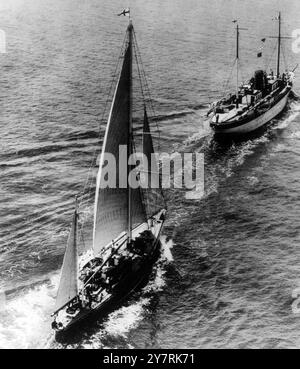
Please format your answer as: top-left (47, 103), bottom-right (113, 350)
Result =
top-left (207, 12), bottom-right (296, 137)
top-left (51, 12), bottom-right (166, 335)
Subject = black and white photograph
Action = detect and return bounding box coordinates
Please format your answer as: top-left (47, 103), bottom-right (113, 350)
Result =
top-left (0, 0), bottom-right (299, 351)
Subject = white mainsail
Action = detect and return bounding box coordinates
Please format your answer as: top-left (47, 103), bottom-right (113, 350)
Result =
top-left (54, 210), bottom-right (78, 312)
top-left (93, 26), bottom-right (146, 255)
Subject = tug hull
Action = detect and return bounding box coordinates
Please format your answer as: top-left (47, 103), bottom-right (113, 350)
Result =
top-left (211, 87), bottom-right (291, 137)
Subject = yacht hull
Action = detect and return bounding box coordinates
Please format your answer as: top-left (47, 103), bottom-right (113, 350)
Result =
top-left (54, 218), bottom-right (164, 340)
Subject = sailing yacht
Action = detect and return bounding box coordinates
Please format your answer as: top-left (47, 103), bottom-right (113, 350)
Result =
top-left (51, 18), bottom-right (166, 335)
top-left (207, 13), bottom-right (296, 137)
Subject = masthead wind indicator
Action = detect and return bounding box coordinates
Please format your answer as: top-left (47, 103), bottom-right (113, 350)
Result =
top-left (118, 8), bottom-right (130, 17)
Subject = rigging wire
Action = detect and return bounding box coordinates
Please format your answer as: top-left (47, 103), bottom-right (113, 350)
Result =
top-left (281, 41), bottom-right (289, 71)
top-left (76, 25), bottom-right (166, 248)
top-left (265, 40), bottom-right (278, 71)
top-left (222, 59), bottom-right (237, 97)
top-left (132, 29), bottom-right (166, 205)
top-left (76, 30), bottom-right (129, 249)
top-left (132, 35), bottom-right (146, 104)
top-left (132, 29), bottom-right (162, 152)
top-left (221, 28), bottom-right (239, 98)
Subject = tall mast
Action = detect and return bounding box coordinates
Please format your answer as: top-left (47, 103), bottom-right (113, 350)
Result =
top-left (276, 11), bottom-right (281, 77)
top-left (127, 20), bottom-right (133, 242)
top-left (74, 195), bottom-right (78, 285)
top-left (236, 23), bottom-right (239, 107)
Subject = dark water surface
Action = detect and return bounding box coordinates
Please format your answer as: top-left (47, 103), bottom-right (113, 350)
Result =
top-left (0, 0), bottom-right (299, 348)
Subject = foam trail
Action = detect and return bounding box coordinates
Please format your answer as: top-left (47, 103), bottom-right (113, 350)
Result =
top-left (102, 237), bottom-right (173, 336)
top-left (0, 236), bottom-right (173, 349)
top-left (81, 237), bottom-right (173, 348)
top-left (160, 235), bottom-right (174, 263)
top-left (77, 296), bottom-right (151, 349)
top-left (104, 297), bottom-right (150, 338)
top-left (0, 274), bottom-right (59, 349)
top-left (0, 291), bottom-right (6, 312)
